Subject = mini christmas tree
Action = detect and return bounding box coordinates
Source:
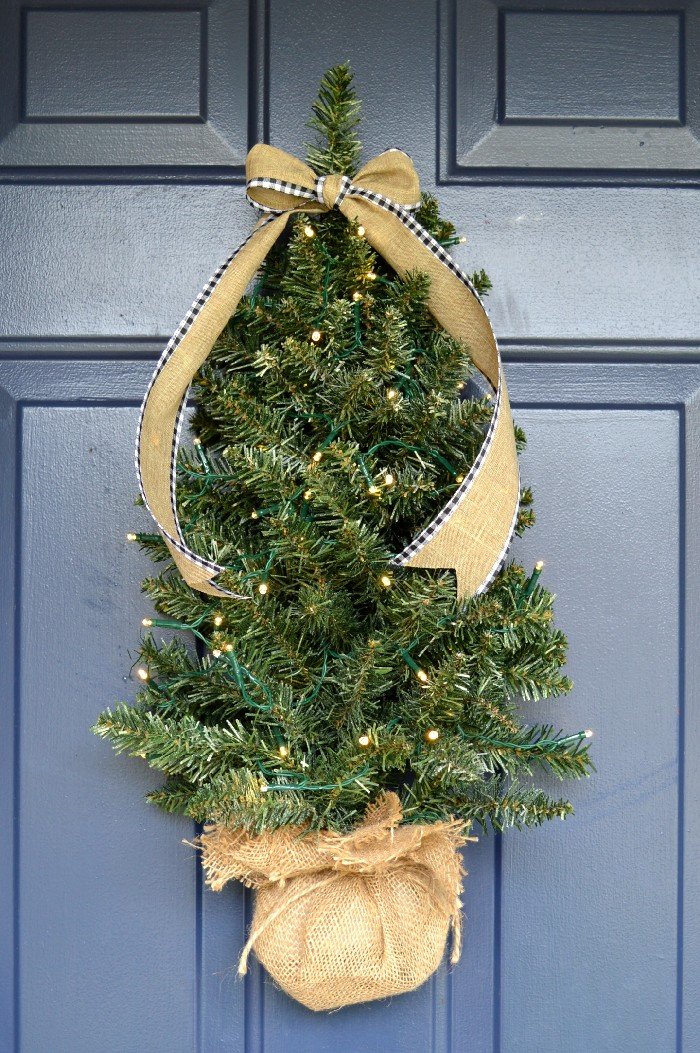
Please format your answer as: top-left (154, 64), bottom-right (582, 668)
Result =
top-left (94, 63), bottom-right (591, 840)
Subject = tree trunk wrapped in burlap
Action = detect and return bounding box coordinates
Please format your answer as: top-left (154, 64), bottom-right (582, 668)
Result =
top-left (197, 793), bottom-right (470, 1011)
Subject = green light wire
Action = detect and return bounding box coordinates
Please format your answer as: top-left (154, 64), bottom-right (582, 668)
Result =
top-left (366, 438), bottom-right (458, 477)
top-left (321, 254), bottom-right (332, 313)
top-left (298, 650), bottom-right (329, 704)
top-left (178, 465), bottom-right (235, 482)
top-left (316, 421), bottom-right (347, 450)
top-left (237, 547), bottom-right (279, 585)
top-left (144, 615), bottom-right (274, 711)
top-left (517, 563), bottom-right (544, 606)
top-left (458, 725), bottom-right (591, 753)
top-left (304, 411), bottom-right (336, 430)
top-left (253, 484), bottom-right (308, 519)
top-left (223, 651), bottom-right (275, 711)
top-left (399, 648), bottom-right (422, 675)
top-left (313, 242), bottom-right (333, 324)
top-left (350, 300), bottom-right (363, 352)
top-left (355, 438), bottom-right (458, 487)
top-left (261, 764), bottom-right (371, 792)
top-left (146, 614), bottom-right (211, 646)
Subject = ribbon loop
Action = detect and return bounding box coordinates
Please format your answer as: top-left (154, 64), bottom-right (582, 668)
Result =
top-left (136, 143), bottom-right (520, 600)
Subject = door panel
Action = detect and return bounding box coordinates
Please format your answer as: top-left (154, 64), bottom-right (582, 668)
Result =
top-left (504, 397), bottom-right (681, 1052)
top-left (1, 2), bottom-right (698, 1051)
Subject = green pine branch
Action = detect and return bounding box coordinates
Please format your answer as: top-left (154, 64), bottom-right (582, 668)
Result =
top-left (100, 64), bottom-right (592, 837)
top-left (305, 62), bottom-right (362, 177)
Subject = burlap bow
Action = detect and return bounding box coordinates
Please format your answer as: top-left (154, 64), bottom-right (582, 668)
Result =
top-left (137, 145), bottom-right (520, 599)
top-left (196, 793), bottom-right (474, 1009)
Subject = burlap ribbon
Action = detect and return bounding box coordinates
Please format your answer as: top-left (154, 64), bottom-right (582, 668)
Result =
top-left (196, 793), bottom-right (473, 1010)
top-left (137, 145), bottom-right (520, 599)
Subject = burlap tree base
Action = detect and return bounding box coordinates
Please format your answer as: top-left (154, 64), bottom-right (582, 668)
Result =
top-left (197, 794), bottom-right (471, 1011)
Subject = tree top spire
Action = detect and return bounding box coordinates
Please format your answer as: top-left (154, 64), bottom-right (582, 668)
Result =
top-left (305, 62), bottom-right (362, 177)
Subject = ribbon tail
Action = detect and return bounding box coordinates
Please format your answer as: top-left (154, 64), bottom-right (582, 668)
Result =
top-left (338, 193), bottom-right (520, 599)
top-left (137, 212), bottom-right (290, 597)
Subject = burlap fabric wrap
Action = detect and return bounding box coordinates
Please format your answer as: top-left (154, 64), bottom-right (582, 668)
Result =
top-left (197, 793), bottom-right (470, 1011)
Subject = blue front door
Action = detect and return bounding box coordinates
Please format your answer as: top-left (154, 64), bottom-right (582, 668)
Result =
top-left (1, 2), bottom-right (698, 1050)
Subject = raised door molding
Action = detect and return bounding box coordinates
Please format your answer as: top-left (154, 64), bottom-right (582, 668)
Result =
top-left (0, 0), bottom-right (268, 180)
top-left (1, 355), bottom-right (698, 1048)
top-left (439, 0), bottom-right (700, 185)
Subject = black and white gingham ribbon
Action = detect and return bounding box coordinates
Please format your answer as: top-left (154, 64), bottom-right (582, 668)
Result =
top-left (247, 161), bottom-right (518, 593)
top-left (135, 215), bottom-right (278, 598)
top-left (136, 154), bottom-right (518, 597)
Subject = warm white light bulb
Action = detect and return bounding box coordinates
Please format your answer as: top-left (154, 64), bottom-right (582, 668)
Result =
top-left (311, 329), bottom-right (322, 343)
top-left (278, 744), bottom-right (289, 757)
top-left (368, 485), bottom-right (380, 496)
top-left (258, 582), bottom-right (269, 596)
top-left (358, 734), bottom-right (370, 747)
top-left (304, 224), bottom-right (315, 238)
top-left (535, 560), bottom-right (545, 572)
top-left (584, 729), bottom-right (594, 739)
top-left (357, 225), bottom-right (365, 237)
top-left (352, 291), bottom-right (362, 302)
top-left (141, 617), bottom-right (153, 628)
top-left (136, 667), bottom-right (149, 681)
top-left (455, 474), bottom-right (464, 484)
top-left (416, 669), bottom-right (429, 683)
top-left (425, 728), bottom-right (439, 742)
top-left (211, 649), bottom-right (222, 658)
top-left (303, 489), bottom-right (313, 500)
top-left (386, 388), bottom-right (398, 400)
top-left (312, 451), bottom-right (323, 463)
top-left (126, 532), bottom-right (137, 542)
top-left (380, 574), bottom-right (392, 589)
top-left (213, 614), bottom-right (224, 627)
top-left (251, 510), bottom-right (259, 520)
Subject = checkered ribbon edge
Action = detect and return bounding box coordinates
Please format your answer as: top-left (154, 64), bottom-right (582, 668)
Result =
top-left (135, 145), bottom-right (520, 599)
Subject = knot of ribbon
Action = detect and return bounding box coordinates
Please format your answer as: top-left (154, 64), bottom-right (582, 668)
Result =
top-left (244, 144), bottom-right (422, 216)
top-left (313, 173), bottom-right (352, 210)
top-left (136, 143), bottom-right (520, 601)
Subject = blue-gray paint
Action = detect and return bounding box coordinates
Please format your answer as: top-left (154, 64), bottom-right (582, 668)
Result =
top-left (0, 3), bottom-right (698, 1051)
top-left (501, 12), bottom-right (682, 122)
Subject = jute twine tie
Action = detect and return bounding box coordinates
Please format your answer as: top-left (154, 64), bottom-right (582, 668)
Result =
top-left (195, 793), bottom-right (475, 1011)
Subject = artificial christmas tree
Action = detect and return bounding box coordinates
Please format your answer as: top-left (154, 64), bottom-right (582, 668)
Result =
top-left (95, 64), bottom-right (592, 1010)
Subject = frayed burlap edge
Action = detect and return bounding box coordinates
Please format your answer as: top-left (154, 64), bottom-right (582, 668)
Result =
top-left (191, 794), bottom-right (474, 1010)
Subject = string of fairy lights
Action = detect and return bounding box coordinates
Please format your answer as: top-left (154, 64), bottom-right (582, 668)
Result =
top-left (178, 220), bottom-right (481, 561)
top-left (125, 217), bottom-right (592, 793)
top-left (127, 533), bottom-right (592, 790)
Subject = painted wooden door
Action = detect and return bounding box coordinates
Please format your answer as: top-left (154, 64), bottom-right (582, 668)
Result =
top-left (1, 2), bottom-right (698, 1050)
